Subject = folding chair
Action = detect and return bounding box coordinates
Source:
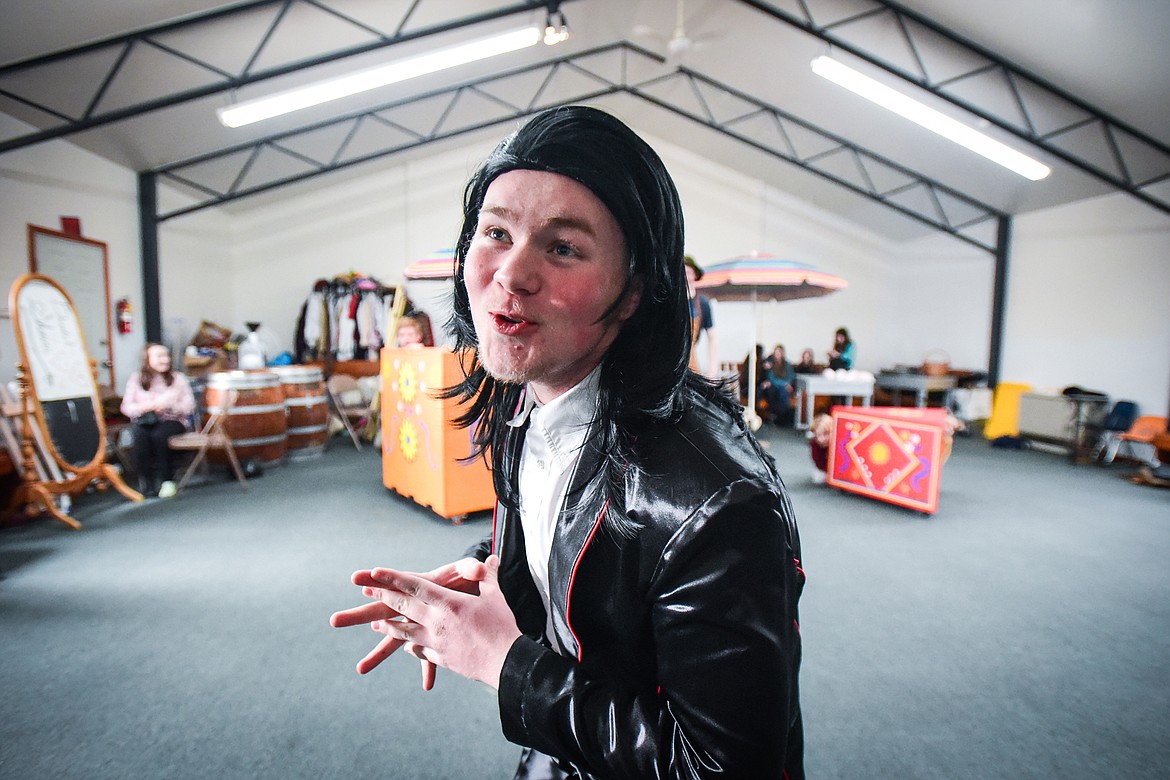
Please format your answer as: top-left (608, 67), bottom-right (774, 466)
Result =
top-left (168, 390), bottom-right (249, 494)
top-left (326, 374), bottom-right (367, 451)
top-left (1101, 415), bottom-right (1167, 466)
top-left (1089, 400), bottom-right (1139, 460)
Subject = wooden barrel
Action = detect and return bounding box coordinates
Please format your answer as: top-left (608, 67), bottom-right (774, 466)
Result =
top-left (272, 365), bottom-right (328, 460)
top-left (204, 371), bottom-right (287, 467)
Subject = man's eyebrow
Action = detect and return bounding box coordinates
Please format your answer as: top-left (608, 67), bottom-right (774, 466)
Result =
top-left (479, 204), bottom-right (513, 219)
top-left (478, 205), bottom-right (598, 237)
top-left (542, 215), bottom-right (597, 237)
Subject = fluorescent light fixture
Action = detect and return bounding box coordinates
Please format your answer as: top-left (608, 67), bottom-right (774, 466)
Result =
top-left (811, 55), bottom-right (1051, 181)
top-left (218, 26), bottom-right (545, 128)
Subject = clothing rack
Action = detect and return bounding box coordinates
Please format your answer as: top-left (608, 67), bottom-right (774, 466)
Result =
top-left (293, 273), bottom-right (400, 364)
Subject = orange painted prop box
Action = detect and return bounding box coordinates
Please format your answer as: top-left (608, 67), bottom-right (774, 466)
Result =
top-left (381, 347), bottom-right (495, 520)
top-left (827, 406), bottom-right (949, 514)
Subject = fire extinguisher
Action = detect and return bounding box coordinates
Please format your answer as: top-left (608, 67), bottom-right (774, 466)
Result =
top-left (116, 297), bottom-right (133, 334)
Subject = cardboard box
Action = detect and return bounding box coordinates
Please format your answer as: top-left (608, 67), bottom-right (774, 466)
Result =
top-left (183, 350), bottom-right (228, 378)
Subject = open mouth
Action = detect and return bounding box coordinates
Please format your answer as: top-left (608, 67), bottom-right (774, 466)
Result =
top-left (491, 311), bottom-right (531, 334)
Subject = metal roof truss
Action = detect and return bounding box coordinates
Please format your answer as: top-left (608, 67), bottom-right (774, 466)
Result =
top-left (153, 42), bottom-right (1004, 254)
top-left (0, 0), bottom-right (570, 154)
top-left (734, 0), bottom-right (1170, 216)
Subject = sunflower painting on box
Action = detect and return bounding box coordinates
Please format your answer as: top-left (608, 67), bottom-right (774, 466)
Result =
top-left (380, 346), bottom-right (494, 520)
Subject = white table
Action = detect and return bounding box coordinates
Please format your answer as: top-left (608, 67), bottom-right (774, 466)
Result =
top-left (794, 374), bottom-right (874, 429)
top-left (875, 372), bottom-right (957, 408)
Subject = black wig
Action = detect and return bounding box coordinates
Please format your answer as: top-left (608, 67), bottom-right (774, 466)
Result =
top-left (444, 105), bottom-right (738, 516)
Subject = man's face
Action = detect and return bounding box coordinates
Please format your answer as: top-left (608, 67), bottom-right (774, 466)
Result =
top-left (684, 265), bottom-right (697, 297)
top-left (464, 169), bottom-right (638, 403)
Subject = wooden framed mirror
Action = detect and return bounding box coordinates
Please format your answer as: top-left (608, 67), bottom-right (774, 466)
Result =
top-left (28, 225), bottom-right (115, 389)
top-left (8, 273), bottom-right (141, 528)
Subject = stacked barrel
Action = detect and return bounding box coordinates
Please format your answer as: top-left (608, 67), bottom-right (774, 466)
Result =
top-left (271, 366), bottom-right (329, 460)
top-left (203, 366), bottom-right (330, 466)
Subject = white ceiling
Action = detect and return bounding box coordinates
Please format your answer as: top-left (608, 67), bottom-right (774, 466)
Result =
top-left (3, 0), bottom-right (1168, 244)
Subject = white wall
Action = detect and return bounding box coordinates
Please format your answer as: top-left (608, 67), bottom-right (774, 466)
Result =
top-left (173, 143), bottom-right (496, 355)
top-left (3, 126), bottom-right (1167, 419)
top-left (1003, 192), bottom-right (1170, 416)
top-left (156, 188), bottom-right (234, 356)
top-left (884, 234), bottom-right (995, 373)
top-left (0, 116), bottom-right (146, 392)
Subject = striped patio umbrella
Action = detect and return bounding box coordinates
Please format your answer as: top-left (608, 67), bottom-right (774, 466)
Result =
top-left (694, 252), bottom-right (846, 429)
top-left (403, 248), bottom-right (457, 280)
top-left (694, 253), bottom-right (847, 302)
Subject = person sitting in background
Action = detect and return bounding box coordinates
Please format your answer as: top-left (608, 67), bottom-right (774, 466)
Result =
top-left (762, 343), bottom-right (796, 426)
top-left (827, 327), bottom-right (855, 370)
top-left (120, 343), bottom-right (196, 498)
top-left (395, 315), bottom-right (426, 347)
top-left (808, 413), bottom-right (833, 484)
top-left (740, 344), bottom-right (772, 419)
top-left (794, 347), bottom-right (818, 374)
top-left (941, 411), bottom-right (966, 463)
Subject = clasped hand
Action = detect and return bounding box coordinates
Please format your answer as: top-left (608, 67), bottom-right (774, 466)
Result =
top-left (329, 555), bottom-right (521, 691)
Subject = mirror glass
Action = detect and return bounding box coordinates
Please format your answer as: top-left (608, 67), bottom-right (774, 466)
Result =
top-left (11, 274), bottom-right (104, 470)
top-left (29, 226), bottom-right (114, 388)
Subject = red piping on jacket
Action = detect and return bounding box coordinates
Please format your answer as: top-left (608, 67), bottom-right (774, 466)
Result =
top-left (490, 502), bottom-right (499, 556)
top-left (565, 498), bottom-right (608, 662)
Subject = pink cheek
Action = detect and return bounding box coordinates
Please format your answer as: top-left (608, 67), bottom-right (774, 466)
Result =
top-left (463, 271), bottom-right (488, 299)
top-left (464, 262), bottom-right (495, 294)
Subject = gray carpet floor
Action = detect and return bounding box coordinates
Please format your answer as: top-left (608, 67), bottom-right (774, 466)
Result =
top-left (1, 426), bottom-right (1167, 779)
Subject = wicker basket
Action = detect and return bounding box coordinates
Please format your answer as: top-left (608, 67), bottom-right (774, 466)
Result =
top-left (922, 349), bottom-right (951, 376)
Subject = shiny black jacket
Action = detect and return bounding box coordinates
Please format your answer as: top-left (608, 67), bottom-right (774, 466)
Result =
top-left (471, 392), bottom-right (805, 780)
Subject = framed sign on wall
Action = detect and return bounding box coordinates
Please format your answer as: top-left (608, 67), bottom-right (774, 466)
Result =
top-left (28, 224), bottom-right (115, 388)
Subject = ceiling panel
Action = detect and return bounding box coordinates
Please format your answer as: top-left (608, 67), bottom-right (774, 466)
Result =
top-left (1, 0), bottom-right (1167, 244)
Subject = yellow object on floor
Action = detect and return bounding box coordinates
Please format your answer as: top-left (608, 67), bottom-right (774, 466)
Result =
top-left (983, 382), bottom-right (1032, 439)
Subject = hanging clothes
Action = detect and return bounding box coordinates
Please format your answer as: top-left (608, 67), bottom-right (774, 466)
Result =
top-left (293, 274), bottom-right (399, 363)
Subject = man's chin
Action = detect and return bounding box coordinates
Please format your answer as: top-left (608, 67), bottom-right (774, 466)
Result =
top-left (478, 352), bottom-right (533, 387)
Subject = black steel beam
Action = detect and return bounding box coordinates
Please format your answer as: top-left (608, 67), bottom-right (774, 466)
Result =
top-left (0, 0), bottom-right (573, 155)
top-left (988, 215), bottom-right (1012, 388)
top-left (152, 43), bottom-right (643, 220)
top-left (150, 43), bottom-right (1005, 257)
top-left (733, 0), bottom-right (1170, 217)
top-left (630, 66), bottom-right (1004, 253)
top-left (137, 171), bottom-right (162, 342)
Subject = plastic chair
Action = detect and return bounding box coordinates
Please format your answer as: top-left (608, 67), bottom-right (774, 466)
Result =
top-left (1101, 415), bottom-right (1167, 465)
top-left (168, 390), bottom-right (249, 493)
top-left (326, 374), bottom-right (367, 451)
top-left (1089, 400), bottom-right (1139, 460)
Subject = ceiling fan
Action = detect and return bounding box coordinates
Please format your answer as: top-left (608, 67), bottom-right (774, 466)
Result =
top-left (634, 0), bottom-right (718, 61)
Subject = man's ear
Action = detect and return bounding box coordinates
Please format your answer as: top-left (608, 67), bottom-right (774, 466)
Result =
top-left (618, 276), bottom-right (644, 322)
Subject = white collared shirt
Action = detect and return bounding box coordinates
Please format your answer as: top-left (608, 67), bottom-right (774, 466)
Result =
top-left (508, 367), bottom-right (600, 647)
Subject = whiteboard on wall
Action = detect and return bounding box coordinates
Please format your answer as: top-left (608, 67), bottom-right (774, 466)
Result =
top-left (28, 225), bottom-right (114, 388)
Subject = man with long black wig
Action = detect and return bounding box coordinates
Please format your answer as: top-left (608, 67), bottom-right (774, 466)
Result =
top-left (332, 105), bottom-right (805, 779)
